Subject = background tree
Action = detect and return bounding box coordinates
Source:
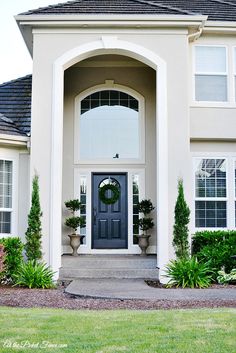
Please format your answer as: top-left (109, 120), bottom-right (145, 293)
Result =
top-left (173, 179), bottom-right (190, 259)
top-left (25, 175), bottom-right (42, 261)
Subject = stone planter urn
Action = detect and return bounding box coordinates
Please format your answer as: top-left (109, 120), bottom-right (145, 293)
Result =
top-left (68, 234), bottom-right (84, 256)
top-left (138, 234), bottom-right (151, 256)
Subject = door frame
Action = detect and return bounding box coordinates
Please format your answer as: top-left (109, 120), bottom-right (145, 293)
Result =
top-left (91, 172), bottom-right (128, 249)
top-left (70, 167), bottom-right (147, 254)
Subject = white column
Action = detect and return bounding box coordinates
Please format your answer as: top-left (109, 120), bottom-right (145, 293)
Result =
top-left (156, 66), bottom-right (169, 283)
top-left (50, 65), bottom-right (64, 278)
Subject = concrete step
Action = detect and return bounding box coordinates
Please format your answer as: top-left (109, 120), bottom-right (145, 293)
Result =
top-left (60, 255), bottom-right (158, 280)
top-left (59, 267), bottom-right (159, 279)
top-left (61, 255), bottom-right (157, 269)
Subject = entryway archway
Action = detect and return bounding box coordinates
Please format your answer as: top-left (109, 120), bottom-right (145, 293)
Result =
top-left (50, 37), bottom-right (168, 281)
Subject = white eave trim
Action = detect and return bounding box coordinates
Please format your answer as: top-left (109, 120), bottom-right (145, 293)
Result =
top-left (15, 14), bottom-right (208, 31)
top-left (0, 134), bottom-right (29, 147)
top-left (15, 14), bottom-right (208, 23)
top-left (203, 20), bottom-right (236, 34)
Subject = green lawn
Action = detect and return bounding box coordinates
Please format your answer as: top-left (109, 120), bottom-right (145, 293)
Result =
top-left (0, 307), bottom-right (235, 353)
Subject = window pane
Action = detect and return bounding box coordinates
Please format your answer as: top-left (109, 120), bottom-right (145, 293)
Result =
top-left (195, 159), bottom-right (226, 198)
top-left (132, 174), bottom-right (140, 244)
top-left (79, 91), bottom-right (139, 160)
top-left (0, 211), bottom-right (11, 233)
top-left (195, 75), bottom-right (227, 102)
top-left (0, 160), bottom-right (12, 209)
top-left (195, 46), bottom-right (226, 73)
top-left (79, 176), bottom-right (87, 242)
top-left (195, 201), bottom-right (227, 228)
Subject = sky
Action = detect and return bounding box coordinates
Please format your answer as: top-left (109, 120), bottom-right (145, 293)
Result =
top-left (0, 0), bottom-right (67, 84)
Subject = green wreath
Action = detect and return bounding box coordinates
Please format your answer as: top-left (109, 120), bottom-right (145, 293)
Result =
top-left (99, 184), bottom-right (120, 205)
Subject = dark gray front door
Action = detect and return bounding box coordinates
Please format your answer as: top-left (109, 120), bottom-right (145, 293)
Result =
top-left (92, 173), bottom-right (128, 249)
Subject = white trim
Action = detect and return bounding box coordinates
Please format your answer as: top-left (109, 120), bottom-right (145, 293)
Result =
top-left (72, 167), bottom-right (146, 254)
top-left (51, 37), bottom-right (168, 280)
top-left (74, 83), bottom-right (145, 165)
top-left (16, 14), bottom-right (208, 22)
top-left (0, 134), bottom-right (29, 148)
top-left (62, 245), bottom-right (156, 255)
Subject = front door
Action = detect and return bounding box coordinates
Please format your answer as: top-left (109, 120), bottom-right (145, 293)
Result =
top-left (92, 173), bottom-right (128, 249)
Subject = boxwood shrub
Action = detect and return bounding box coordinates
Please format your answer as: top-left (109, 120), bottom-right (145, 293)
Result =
top-left (191, 231), bottom-right (236, 278)
top-left (0, 237), bottom-right (24, 283)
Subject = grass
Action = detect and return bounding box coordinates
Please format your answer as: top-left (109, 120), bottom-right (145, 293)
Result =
top-left (0, 307), bottom-right (235, 353)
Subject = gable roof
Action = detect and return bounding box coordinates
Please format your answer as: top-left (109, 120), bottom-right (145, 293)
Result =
top-left (0, 75), bottom-right (32, 136)
top-left (19, 0), bottom-right (236, 22)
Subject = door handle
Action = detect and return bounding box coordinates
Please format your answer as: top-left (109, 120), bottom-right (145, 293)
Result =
top-left (93, 207), bottom-right (97, 225)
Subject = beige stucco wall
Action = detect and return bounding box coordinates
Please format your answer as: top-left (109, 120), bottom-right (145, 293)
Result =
top-left (30, 28), bottom-right (194, 262)
top-left (190, 107), bottom-right (236, 140)
top-left (18, 152), bottom-right (30, 240)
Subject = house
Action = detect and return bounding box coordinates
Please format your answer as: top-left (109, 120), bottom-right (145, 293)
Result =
top-left (0, 0), bottom-right (236, 281)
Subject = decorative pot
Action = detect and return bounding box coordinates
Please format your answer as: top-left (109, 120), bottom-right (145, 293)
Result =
top-left (68, 234), bottom-right (84, 256)
top-left (138, 234), bottom-right (151, 256)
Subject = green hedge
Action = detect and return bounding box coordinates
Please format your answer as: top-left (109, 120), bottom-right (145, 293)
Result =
top-left (192, 231), bottom-right (236, 277)
top-left (0, 237), bottom-right (24, 283)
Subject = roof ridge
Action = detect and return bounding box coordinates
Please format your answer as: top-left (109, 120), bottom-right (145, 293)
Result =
top-left (131, 0), bottom-right (198, 16)
top-left (0, 74), bottom-right (32, 87)
top-left (0, 113), bottom-right (14, 124)
top-left (209, 0), bottom-right (236, 7)
top-left (0, 113), bottom-right (26, 135)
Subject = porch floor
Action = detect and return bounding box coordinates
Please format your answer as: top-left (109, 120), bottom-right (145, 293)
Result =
top-left (59, 254), bottom-right (159, 280)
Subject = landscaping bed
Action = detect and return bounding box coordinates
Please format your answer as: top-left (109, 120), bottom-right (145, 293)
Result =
top-left (0, 285), bottom-right (235, 310)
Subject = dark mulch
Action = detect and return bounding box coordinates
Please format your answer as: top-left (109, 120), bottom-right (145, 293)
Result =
top-left (0, 285), bottom-right (235, 310)
top-left (145, 280), bottom-right (236, 289)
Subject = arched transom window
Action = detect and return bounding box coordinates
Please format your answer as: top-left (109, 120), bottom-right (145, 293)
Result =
top-left (79, 90), bottom-right (140, 160)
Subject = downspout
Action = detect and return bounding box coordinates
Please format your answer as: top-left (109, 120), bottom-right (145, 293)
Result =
top-left (188, 18), bottom-right (207, 42)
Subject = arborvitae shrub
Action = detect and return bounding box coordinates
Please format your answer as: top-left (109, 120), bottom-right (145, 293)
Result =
top-left (25, 175), bottom-right (43, 261)
top-left (172, 179), bottom-right (190, 259)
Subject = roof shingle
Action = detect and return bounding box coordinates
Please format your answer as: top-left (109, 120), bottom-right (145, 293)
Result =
top-left (19, 0), bottom-right (236, 21)
top-left (0, 75), bottom-right (32, 136)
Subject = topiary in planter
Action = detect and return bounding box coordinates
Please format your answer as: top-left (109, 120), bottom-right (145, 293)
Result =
top-left (135, 199), bottom-right (155, 256)
top-left (64, 199), bottom-right (86, 256)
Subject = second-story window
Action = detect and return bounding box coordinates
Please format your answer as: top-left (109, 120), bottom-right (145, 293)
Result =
top-left (195, 46), bottom-right (227, 102)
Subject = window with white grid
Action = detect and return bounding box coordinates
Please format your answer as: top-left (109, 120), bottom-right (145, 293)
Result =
top-left (79, 175), bottom-right (87, 244)
top-left (195, 158), bottom-right (227, 228)
top-left (0, 160), bottom-right (13, 234)
top-left (195, 46), bottom-right (227, 102)
top-left (79, 90), bottom-right (139, 160)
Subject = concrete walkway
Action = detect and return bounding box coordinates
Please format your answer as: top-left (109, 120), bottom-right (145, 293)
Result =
top-left (65, 278), bottom-right (236, 301)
